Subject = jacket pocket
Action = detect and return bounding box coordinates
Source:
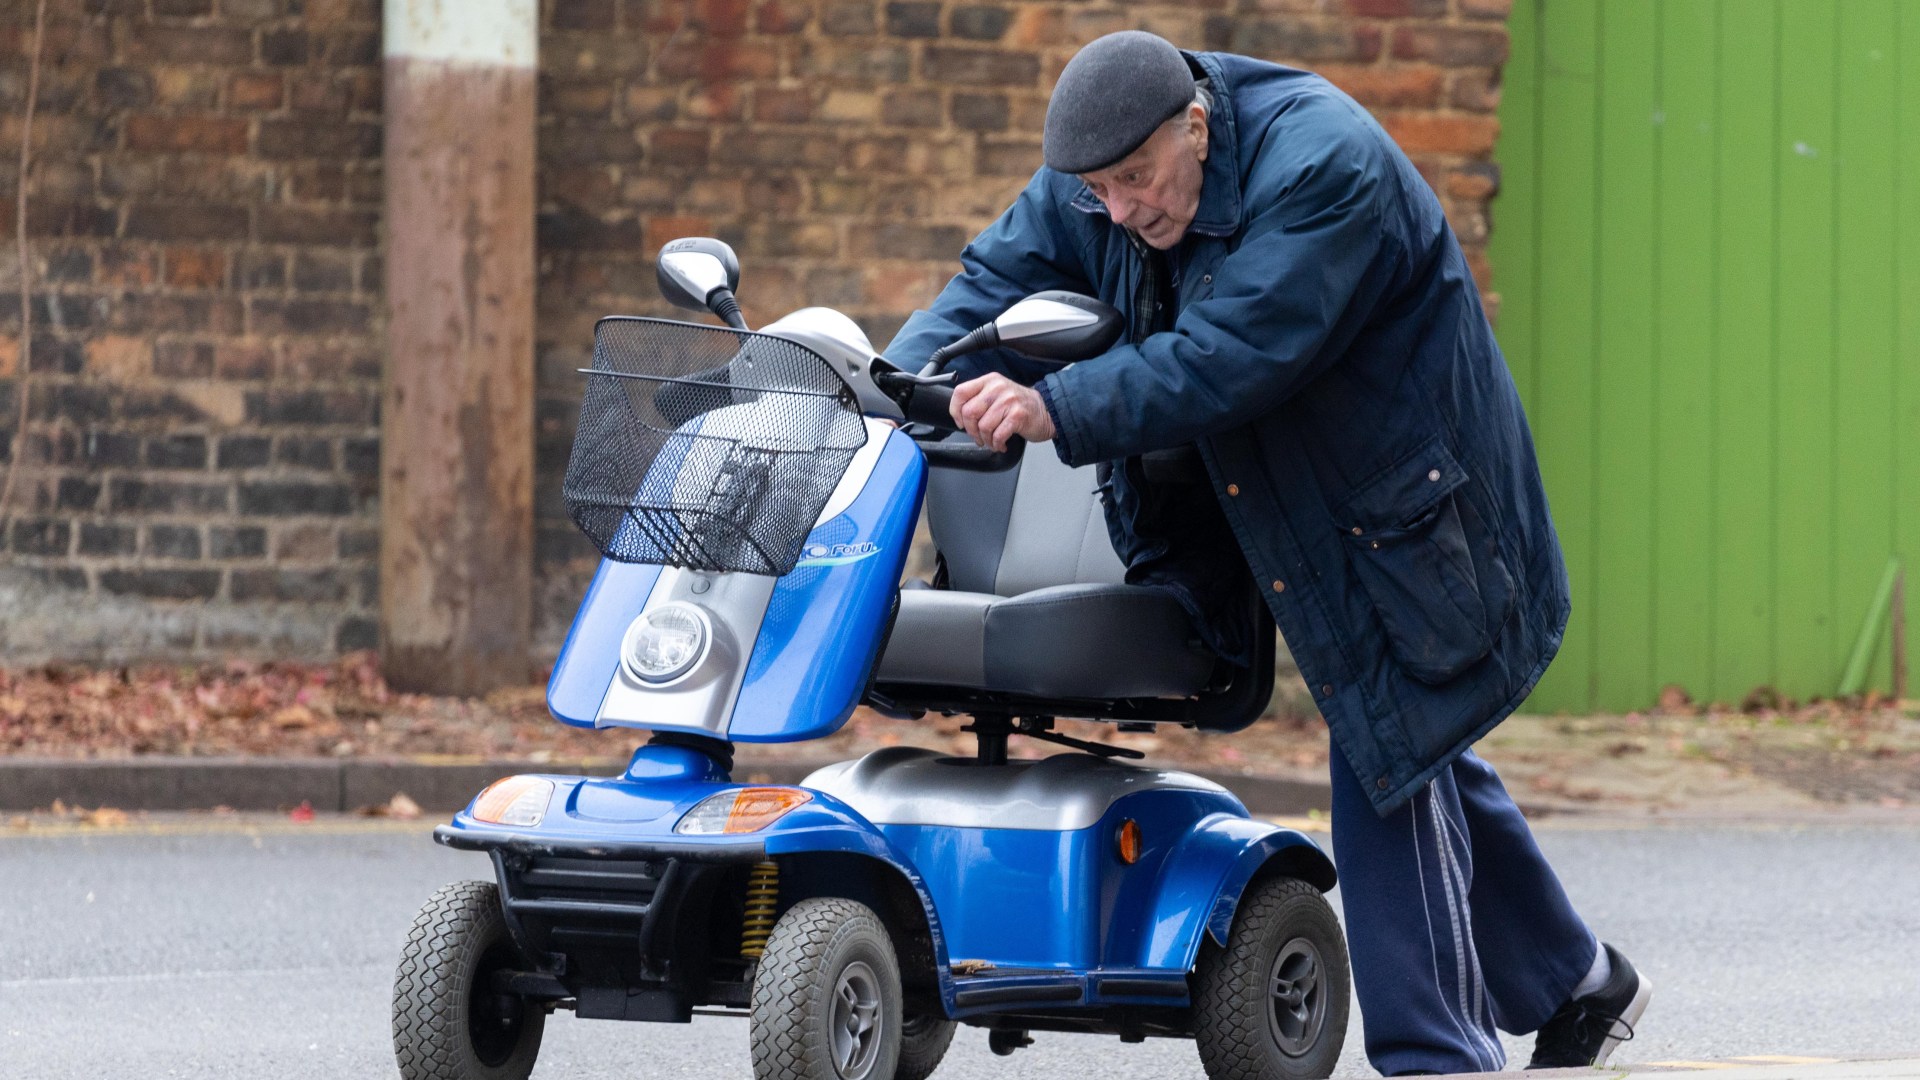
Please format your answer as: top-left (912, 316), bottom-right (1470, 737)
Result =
top-left (1338, 438), bottom-right (1501, 685)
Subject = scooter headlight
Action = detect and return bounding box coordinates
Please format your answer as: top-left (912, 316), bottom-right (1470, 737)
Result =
top-left (471, 776), bottom-right (554, 828)
top-left (675, 787), bottom-right (812, 834)
top-left (622, 602), bottom-right (711, 684)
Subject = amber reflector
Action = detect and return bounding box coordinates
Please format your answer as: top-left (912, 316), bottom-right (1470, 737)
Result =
top-left (726, 787), bottom-right (813, 834)
top-left (1117, 819), bottom-right (1142, 864)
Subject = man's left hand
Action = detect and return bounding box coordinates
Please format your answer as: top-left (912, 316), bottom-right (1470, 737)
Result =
top-left (950, 373), bottom-right (1056, 452)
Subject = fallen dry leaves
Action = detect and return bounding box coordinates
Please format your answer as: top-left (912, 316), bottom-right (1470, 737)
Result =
top-left (18, 799), bottom-right (141, 829)
top-left (0, 650), bottom-right (1335, 774)
top-left (4, 652), bottom-right (1917, 809)
top-left (0, 652), bottom-right (616, 761)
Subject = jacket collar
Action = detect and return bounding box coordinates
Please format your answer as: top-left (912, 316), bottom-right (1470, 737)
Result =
top-left (1067, 51), bottom-right (1244, 240)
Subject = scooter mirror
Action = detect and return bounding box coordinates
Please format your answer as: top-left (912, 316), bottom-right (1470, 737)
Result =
top-left (656, 238), bottom-right (746, 328)
top-left (992, 291), bottom-right (1124, 362)
top-left (919, 291), bottom-right (1123, 377)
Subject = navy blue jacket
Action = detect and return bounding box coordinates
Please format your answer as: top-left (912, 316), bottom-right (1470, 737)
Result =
top-left (883, 52), bottom-right (1569, 815)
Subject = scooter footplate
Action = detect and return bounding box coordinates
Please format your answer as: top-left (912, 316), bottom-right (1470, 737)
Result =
top-left (948, 969), bottom-right (1191, 1014)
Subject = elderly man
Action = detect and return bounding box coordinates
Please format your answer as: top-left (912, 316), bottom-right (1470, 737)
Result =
top-left (882, 31), bottom-right (1650, 1078)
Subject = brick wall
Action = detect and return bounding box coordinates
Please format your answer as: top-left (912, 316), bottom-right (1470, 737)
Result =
top-left (0, 0), bottom-right (1508, 665)
top-left (0, 0), bottom-right (383, 663)
top-left (530, 0), bottom-right (1510, 645)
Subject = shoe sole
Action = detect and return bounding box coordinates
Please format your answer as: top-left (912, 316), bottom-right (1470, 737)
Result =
top-left (1593, 973), bottom-right (1653, 1066)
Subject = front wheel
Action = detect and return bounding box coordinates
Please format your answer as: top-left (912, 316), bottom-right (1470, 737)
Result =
top-left (1192, 875), bottom-right (1350, 1080)
top-left (393, 880), bottom-right (545, 1080)
top-left (750, 897), bottom-right (904, 1080)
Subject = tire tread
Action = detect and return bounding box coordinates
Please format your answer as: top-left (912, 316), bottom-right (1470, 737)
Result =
top-left (895, 1015), bottom-right (957, 1080)
top-left (392, 879), bottom-right (543, 1080)
top-left (1192, 875), bottom-right (1349, 1080)
top-left (750, 896), bottom-right (901, 1080)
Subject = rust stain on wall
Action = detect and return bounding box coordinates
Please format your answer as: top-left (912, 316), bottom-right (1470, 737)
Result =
top-left (381, 57), bottom-right (537, 694)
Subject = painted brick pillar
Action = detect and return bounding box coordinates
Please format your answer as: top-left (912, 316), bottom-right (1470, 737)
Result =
top-left (380, 0), bottom-right (537, 693)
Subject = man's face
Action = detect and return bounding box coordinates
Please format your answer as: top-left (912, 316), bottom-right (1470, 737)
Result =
top-left (1078, 105), bottom-right (1210, 250)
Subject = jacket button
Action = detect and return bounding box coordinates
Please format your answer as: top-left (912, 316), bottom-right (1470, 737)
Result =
top-left (1320, 683), bottom-right (1333, 696)
top-left (1350, 527), bottom-right (1362, 536)
top-left (1271, 580), bottom-right (1284, 593)
top-left (1202, 274), bottom-right (1212, 284)
top-left (1227, 483), bottom-right (1240, 496)
top-left (1376, 777), bottom-right (1390, 791)
top-left (1428, 469), bottom-right (1441, 482)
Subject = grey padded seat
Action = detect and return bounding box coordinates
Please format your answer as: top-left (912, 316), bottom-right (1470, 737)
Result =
top-left (874, 441), bottom-right (1216, 700)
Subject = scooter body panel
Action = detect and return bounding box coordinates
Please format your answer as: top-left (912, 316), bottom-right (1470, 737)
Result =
top-left (877, 787), bottom-right (1242, 972)
top-left (546, 558), bottom-right (665, 727)
top-left (544, 424), bottom-right (923, 743)
top-left (1142, 812), bottom-right (1339, 971)
top-left (729, 430), bottom-right (923, 741)
top-left (797, 749), bottom-right (1329, 994)
top-left (438, 747), bottom-right (916, 865)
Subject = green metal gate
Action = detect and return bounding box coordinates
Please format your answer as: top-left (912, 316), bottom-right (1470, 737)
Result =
top-left (1491, 0), bottom-right (1920, 712)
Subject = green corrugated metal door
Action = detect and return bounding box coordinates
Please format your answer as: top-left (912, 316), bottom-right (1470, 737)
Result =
top-left (1492, 0), bottom-right (1919, 712)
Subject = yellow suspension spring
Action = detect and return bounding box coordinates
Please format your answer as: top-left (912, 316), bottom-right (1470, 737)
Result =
top-left (740, 861), bottom-right (780, 958)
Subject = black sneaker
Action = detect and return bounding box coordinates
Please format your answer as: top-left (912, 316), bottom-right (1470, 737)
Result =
top-left (1526, 943), bottom-right (1652, 1069)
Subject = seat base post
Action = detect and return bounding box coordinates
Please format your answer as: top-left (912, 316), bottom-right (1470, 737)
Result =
top-left (964, 713), bottom-right (1014, 766)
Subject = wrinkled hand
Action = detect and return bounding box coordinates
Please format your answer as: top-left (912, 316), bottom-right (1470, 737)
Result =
top-left (950, 373), bottom-right (1055, 452)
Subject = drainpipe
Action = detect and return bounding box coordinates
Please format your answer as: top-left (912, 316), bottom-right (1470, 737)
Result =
top-left (379, 0), bottom-right (537, 694)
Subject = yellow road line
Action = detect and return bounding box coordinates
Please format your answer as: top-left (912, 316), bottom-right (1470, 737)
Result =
top-left (3, 817), bottom-right (436, 840)
top-left (1730, 1057), bottom-right (1838, 1065)
top-left (1646, 1062), bottom-right (1745, 1071)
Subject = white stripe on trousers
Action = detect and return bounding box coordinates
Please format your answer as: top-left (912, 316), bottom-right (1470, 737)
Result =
top-left (1410, 789), bottom-right (1501, 1071)
top-left (1437, 800), bottom-right (1505, 1068)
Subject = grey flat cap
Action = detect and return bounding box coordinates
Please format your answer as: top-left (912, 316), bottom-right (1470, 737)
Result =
top-left (1043, 31), bottom-right (1197, 174)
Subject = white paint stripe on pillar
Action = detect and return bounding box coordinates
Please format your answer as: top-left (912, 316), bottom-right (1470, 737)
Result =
top-left (383, 0), bottom-right (536, 66)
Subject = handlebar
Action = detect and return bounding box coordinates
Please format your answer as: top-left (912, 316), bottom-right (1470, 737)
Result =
top-left (904, 382), bottom-right (957, 429)
top-left (900, 383), bottom-right (1026, 470)
top-left (919, 437), bottom-right (1024, 470)
top-left (880, 370), bottom-right (1025, 469)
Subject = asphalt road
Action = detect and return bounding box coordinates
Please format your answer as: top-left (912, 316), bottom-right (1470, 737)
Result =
top-left (3, 817), bottom-right (1918, 1079)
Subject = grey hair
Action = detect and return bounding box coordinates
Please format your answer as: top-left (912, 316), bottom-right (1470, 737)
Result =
top-left (1157, 82), bottom-right (1211, 136)
top-left (1192, 82), bottom-right (1214, 116)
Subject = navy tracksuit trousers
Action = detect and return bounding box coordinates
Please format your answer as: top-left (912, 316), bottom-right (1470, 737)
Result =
top-left (1328, 741), bottom-right (1598, 1076)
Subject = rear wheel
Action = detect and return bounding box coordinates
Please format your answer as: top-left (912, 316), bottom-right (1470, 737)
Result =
top-left (393, 880), bottom-right (545, 1080)
top-left (1192, 876), bottom-right (1349, 1080)
top-left (751, 897), bottom-right (903, 1080)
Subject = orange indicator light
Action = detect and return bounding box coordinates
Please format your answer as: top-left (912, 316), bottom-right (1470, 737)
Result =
top-left (724, 787), bottom-right (813, 834)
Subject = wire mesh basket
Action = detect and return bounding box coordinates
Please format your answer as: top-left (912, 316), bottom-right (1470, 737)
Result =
top-left (563, 317), bottom-right (868, 577)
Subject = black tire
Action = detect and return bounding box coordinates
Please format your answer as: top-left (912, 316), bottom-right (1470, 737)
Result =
top-left (894, 1012), bottom-right (957, 1080)
top-left (393, 880), bottom-right (546, 1080)
top-left (750, 897), bottom-right (904, 1080)
top-left (1192, 876), bottom-right (1350, 1080)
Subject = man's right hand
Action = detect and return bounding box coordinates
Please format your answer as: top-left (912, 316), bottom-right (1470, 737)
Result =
top-left (950, 373), bottom-right (1056, 452)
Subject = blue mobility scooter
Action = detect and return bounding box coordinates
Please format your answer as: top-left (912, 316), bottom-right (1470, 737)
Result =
top-left (392, 239), bottom-right (1351, 1080)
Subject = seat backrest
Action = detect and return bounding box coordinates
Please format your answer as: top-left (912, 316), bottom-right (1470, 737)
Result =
top-left (923, 441), bottom-right (1125, 596)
